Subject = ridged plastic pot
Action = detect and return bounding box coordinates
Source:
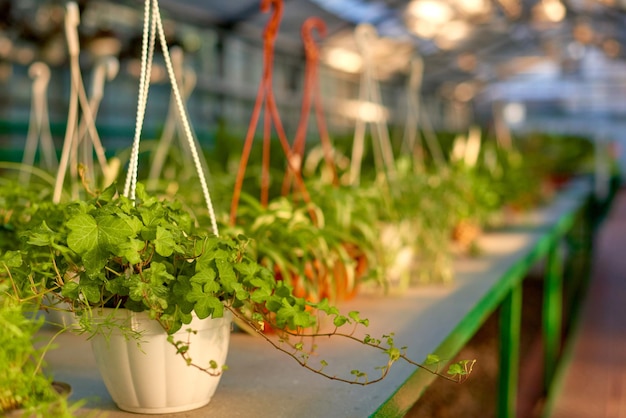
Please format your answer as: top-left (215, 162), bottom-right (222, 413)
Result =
top-left (90, 308), bottom-right (232, 414)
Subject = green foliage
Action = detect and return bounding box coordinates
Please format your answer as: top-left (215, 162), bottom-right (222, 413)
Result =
top-left (0, 278), bottom-right (75, 417)
top-left (17, 183), bottom-right (323, 337)
top-left (7, 182), bottom-right (474, 387)
top-left (222, 191), bottom-right (363, 304)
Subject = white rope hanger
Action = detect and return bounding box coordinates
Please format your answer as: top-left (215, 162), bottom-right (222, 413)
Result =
top-left (123, 0), bottom-right (219, 236)
top-left (402, 55), bottom-right (445, 171)
top-left (53, 2), bottom-right (112, 203)
top-left (349, 23), bottom-right (396, 186)
top-left (147, 46), bottom-right (198, 190)
top-left (20, 62), bottom-right (58, 184)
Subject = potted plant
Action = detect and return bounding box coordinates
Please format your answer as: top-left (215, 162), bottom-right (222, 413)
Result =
top-left (18, 182), bottom-right (253, 413)
top-left (6, 0), bottom-right (476, 412)
top-left (14, 179), bottom-right (474, 413)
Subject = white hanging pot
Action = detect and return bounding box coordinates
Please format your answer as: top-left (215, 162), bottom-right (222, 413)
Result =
top-left (90, 308), bottom-right (232, 414)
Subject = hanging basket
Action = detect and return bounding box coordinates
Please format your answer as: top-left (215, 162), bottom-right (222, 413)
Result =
top-left (90, 308), bottom-right (232, 414)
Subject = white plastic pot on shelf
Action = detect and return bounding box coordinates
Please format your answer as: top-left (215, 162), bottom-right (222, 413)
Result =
top-left (90, 308), bottom-right (232, 414)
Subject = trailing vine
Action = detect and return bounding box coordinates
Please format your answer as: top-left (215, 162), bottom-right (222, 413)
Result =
top-left (16, 183), bottom-right (475, 387)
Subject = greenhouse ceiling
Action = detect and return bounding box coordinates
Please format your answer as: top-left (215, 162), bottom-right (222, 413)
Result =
top-left (1, 0), bottom-right (626, 93)
top-left (130, 0), bottom-right (626, 86)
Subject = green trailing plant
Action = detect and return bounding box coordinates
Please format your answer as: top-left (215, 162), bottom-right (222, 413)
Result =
top-left (0, 162), bottom-right (61, 252)
top-left (15, 182), bottom-right (474, 385)
top-left (518, 132), bottom-right (594, 184)
top-left (223, 190), bottom-right (369, 305)
top-left (0, 252), bottom-right (79, 417)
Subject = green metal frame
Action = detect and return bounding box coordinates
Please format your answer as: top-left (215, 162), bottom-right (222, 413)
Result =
top-left (498, 283), bottom-right (522, 418)
top-left (543, 241), bottom-right (563, 390)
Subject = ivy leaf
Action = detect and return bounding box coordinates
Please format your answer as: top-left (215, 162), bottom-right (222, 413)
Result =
top-left (171, 276), bottom-right (194, 314)
top-left (117, 212), bottom-right (144, 236)
top-left (118, 239), bottom-right (145, 265)
top-left (105, 276), bottom-right (129, 296)
top-left (67, 213), bottom-right (135, 274)
top-left (98, 215), bottom-right (136, 252)
top-left (333, 315), bottom-right (349, 328)
top-left (187, 286), bottom-right (224, 319)
top-left (155, 226), bottom-right (180, 257)
top-left (234, 261), bottom-right (259, 278)
top-left (139, 205), bottom-right (165, 228)
top-left (276, 298), bottom-right (315, 329)
top-left (126, 275), bottom-right (146, 301)
top-left (249, 286), bottom-right (272, 304)
top-left (425, 354), bottom-right (441, 365)
top-left (349, 311), bottom-right (369, 327)
top-left (82, 248), bottom-right (109, 275)
top-left (61, 281), bottom-right (80, 299)
top-left (216, 258), bottom-right (237, 292)
top-left (95, 184), bottom-right (117, 204)
top-left (135, 183), bottom-right (157, 207)
top-left (66, 213), bottom-right (98, 254)
top-left (80, 282), bottom-right (102, 304)
top-left (191, 267), bottom-right (216, 283)
top-left (26, 221), bottom-right (57, 246)
top-left (447, 363), bottom-right (463, 376)
top-left (145, 262), bottom-right (175, 285)
top-left (230, 282), bottom-right (249, 301)
top-left (190, 269), bottom-right (220, 294)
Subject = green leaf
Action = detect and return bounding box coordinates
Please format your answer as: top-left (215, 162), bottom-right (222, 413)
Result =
top-left (349, 311), bottom-right (369, 326)
top-left (80, 283), bottom-right (102, 304)
top-left (98, 215), bottom-right (135, 252)
top-left (139, 205), bottom-right (164, 228)
top-left (216, 258), bottom-right (237, 291)
top-left (191, 267), bottom-right (216, 284)
top-left (171, 277), bottom-right (194, 314)
top-left (126, 276), bottom-right (148, 301)
top-left (146, 262), bottom-right (175, 285)
top-left (276, 298), bottom-right (316, 329)
top-left (230, 282), bottom-right (249, 301)
top-left (105, 276), bottom-right (129, 296)
top-left (67, 212), bottom-right (136, 274)
top-left (191, 269), bottom-right (220, 293)
top-left (96, 184), bottom-right (117, 203)
top-left (249, 286), bottom-right (272, 304)
top-left (193, 294), bottom-right (224, 319)
top-left (67, 213), bottom-right (98, 254)
top-left (61, 281), bottom-right (80, 299)
top-left (155, 226), bottom-right (180, 257)
top-left (424, 354), bottom-right (441, 365)
top-left (118, 239), bottom-right (145, 265)
top-left (234, 261), bottom-right (259, 278)
top-left (82, 248), bottom-right (109, 275)
top-left (333, 315), bottom-right (349, 327)
top-left (312, 299), bottom-right (340, 317)
top-left (447, 363), bottom-right (463, 376)
top-left (117, 212), bottom-right (144, 235)
top-left (386, 347), bottom-right (401, 362)
top-left (26, 221), bottom-right (57, 246)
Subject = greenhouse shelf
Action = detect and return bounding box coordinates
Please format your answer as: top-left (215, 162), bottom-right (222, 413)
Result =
top-left (41, 177), bottom-right (596, 418)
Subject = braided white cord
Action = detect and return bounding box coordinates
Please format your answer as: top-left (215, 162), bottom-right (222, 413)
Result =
top-left (123, 0), bottom-right (156, 199)
top-left (152, 0), bottom-right (219, 236)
